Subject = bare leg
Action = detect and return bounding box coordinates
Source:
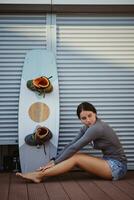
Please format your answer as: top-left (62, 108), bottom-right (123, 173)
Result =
top-left (16, 155), bottom-right (77, 183)
top-left (16, 153), bottom-right (112, 183)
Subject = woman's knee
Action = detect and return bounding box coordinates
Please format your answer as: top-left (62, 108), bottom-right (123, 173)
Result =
top-left (69, 153), bottom-right (82, 164)
top-left (69, 153), bottom-right (93, 165)
top-left (72, 153), bottom-right (89, 165)
top-left (75, 153), bottom-right (100, 167)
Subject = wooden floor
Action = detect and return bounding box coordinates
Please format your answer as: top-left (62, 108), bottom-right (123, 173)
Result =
top-left (0, 171), bottom-right (134, 200)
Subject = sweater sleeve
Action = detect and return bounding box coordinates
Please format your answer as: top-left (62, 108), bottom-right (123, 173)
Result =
top-left (52, 126), bottom-right (86, 162)
top-left (54, 121), bottom-right (102, 164)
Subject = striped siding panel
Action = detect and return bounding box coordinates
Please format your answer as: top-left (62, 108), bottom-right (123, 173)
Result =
top-left (0, 15), bottom-right (47, 144)
top-left (56, 15), bottom-right (134, 169)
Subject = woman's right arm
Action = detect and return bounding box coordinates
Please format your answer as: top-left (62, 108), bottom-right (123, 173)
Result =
top-left (51, 126), bottom-right (87, 161)
top-left (37, 127), bottom-right (86, 171)
top-left (54, 121), bottom-right (103, 164)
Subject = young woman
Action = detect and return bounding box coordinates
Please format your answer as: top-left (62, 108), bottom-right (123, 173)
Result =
top-left (16, 102), bottom-right (127, 182)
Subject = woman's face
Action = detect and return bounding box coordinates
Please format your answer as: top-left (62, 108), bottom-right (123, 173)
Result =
top-left (80, 110), bottom-right (96, 127)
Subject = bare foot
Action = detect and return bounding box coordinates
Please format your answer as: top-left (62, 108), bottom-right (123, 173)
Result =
top-left (16, 172), bottom-right (42, 183)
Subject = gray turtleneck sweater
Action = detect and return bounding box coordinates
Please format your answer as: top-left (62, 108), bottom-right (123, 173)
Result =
top-left (54, 118), bottom-right (127, 164)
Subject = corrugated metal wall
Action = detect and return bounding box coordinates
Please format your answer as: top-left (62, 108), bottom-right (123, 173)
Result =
top-left (56, 15), bottom-right (134, 169)
top-left (0, 14), bottom-right (134, 169)
top-left (0, 15), bottom-right (47, 144)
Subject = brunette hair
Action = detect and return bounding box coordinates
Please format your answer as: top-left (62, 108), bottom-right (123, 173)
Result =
top-left (77, 102), bottom-right (97, 119)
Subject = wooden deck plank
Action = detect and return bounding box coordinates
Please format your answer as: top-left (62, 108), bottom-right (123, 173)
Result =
top-left (112, 180), bottom-right (134, 199)
top-left (71, 172), bottom-right (113, 200)
top-left (44, 177), bottom-right (70, 200)
top-left (8, 173), bottom-right (28, 200)
top-left (59, 173), bottom-right (90, 200)
top-left (94, 180), bottom-right (133, 200)
top-left (125, 171), bottom-right (134, 186)
top-left (27, 182), bottom-right (49, 200)
top-left (0, 173), bottom-right (10, 200)
top-left (126, 179), bottom-right (134, 187)
top-left (0, 171), bottom-right (134, 200)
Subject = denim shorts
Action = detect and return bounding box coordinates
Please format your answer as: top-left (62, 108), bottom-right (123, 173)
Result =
top-left (103, 157), bottom-right (127, 181)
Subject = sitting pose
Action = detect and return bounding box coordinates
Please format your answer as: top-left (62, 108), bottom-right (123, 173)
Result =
top-left (16, 102), bottom-right (127, 182)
